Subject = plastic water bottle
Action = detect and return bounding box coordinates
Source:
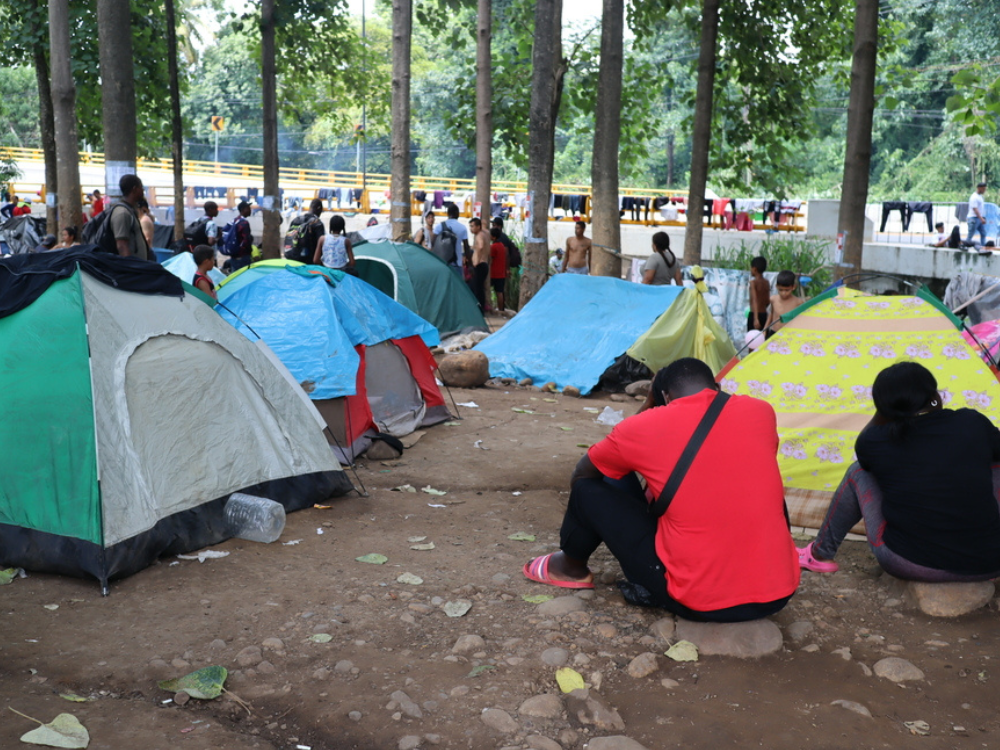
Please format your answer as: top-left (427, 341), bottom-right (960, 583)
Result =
top-left (223, 493), bottom-right (286, 543)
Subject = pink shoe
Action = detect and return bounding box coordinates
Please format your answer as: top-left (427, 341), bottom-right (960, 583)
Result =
top-left (798, 542), bottom-right (839, 573)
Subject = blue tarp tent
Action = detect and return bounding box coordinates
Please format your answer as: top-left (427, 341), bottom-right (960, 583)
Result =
top-left (475, 275), bottom-right (684, 394)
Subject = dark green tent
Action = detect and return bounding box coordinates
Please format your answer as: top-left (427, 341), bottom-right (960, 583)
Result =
top-left (353, 239), bottom-right (486, 337)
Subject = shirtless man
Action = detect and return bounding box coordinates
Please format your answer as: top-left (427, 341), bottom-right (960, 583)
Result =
top-left (468, 218), bottom-right (491, 311)
top-left (137, 198), bottom-right (156, 251)
top-left (562, 221), bottom-right (592, 274)
top-left (764, 270), bottom-right (804, 336)
top-left (748, 255), bottom-right (769, 331)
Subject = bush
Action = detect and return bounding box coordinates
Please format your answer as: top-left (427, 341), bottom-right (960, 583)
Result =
top-left (708, 236), bottom-right (833, 294)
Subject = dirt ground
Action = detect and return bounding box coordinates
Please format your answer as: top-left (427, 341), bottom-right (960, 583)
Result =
top-left (3, 381), bottom-right (1000, 750)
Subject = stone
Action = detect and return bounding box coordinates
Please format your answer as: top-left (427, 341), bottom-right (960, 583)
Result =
top-left (208, 639), bottom-right (227, 651)
top-left (563, 386), bottom-right (581, 398)
top-left (173, 691), bottom-right (190, 706)
top-left (261, 637), bottom-right (284, 652)
top-left (626, 652), bottom-right (659, 679)
top-left (313, 668), bottom-right (331, 680)
top-left (347, 710), bottom-right (362, 722)
top-left (171, 658), bottom-right (190, 669)
top-left (453, 634), bottom-right (486, 654)
top-left (661, 678), bottom-right (680, 689)
top-left (542, 382), bottom-right (557, 392)
top-left (831, 700), bottom-right (873, 718)
top-left (391, 691), bottom-right (423, 719)
top-left (873, 657), bottom-right (924, 683)
top-left (674, 618), bottom-right (783, 658)
top-left (831, 647), bottom-right (852, 661)
top-left (786, 621), bottom-right (814, 643)
top-left (587, 737), bottom-right (651, 750)
top-left (526, 736), bottom-right (562, 750)
top-left (438, 351), bottom-right (490, 388)
top-left (541, 647), bottom-right (570, 667)
top-left (518, 694), bottom-right (564, 719)
top-left (609, 393), bottom-right (630, 402)
top-left (624, 380), bottom-right (652, 397)
top-left (537, 596), bottom-right (586, 617)
top-left (908, 581), bottom-right (995, 617)
top-left (649, 617), bottom-right (675, 643)
top-left (480, 708), bottom-right (519, 734)
top-left (519, 378), bottom-right (534, 386)
top-left (257, 660), bottom-right (277, 675)
top-left (235, 646), bottom-right (263, 668)
top-left (564, 689), bottom-right (626, 731)
top-left (398, 735), bottom-right (422, 750)
top-left (334, 660), bottom-right (355, 673)
top-left (801, 644), bottom-right (820, 653)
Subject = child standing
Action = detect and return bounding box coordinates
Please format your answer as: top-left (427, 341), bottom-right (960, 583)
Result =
top-left (748, 256), bottom-right (769, 332)
top-left (489, 226), bottom-right (508, 312)
top-left (192, 245), bottom-right (217, 300)
top-left (765, 270), bottom-right (804, 336)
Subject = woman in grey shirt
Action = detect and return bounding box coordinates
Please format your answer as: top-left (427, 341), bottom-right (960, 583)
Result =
top-left (641, 231), bottom-right (681, 285)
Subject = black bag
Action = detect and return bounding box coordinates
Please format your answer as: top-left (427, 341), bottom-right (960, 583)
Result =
top-left (283, 214), bottom-right (320, 262)
top-left (432, 221), bottom-right (458, 265)
top-left (81, 204), bottom-right (127, 254)
top-left (182, 216), bottom-right (212, 251)
top-left (504, 236), bottom-right (522, 268)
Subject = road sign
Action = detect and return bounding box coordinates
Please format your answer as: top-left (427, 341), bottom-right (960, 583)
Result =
top-left (211, 116), bottom-right (225, 132)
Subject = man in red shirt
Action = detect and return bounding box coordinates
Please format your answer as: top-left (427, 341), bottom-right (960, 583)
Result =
top-left (523, 358), bottom-right (800, 621)
top-left (90, 190), bottom-right (106, 218)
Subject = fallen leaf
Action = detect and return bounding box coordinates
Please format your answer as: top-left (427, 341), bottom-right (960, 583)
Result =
top-left (443, 600), bottom-right (472, 617)
top-left (355, 553), bottom-right (388, 565)
top-left (313, 504), bottom-right (332, 509)
top-left (43, 605), bottom-right (58, 611)
top-left (15, 711), bottom-right (90, 749)
top-left (522, 594), bottom-right (553, 604)
top-left (507, 532), bottom-right (536, 542)
top-left (556, 667), bottom-right (586, 694)
top-left (1, 567), bottom-right (24, 585)
top-left (576, 443), bottom-right (590, 448)
top-left (392, 484), bottom-right (417, 493)
top-left (421, 486), bottom-right (447, 496)
top-left (407, 536), bottom-right (427, 543)
top-left (157, 666), bottom-right (228, 700)
top-left (427, 503), bottom-right (446, 508)
top-left (57, 695), bottom-right (89, 704)
top-left (559, 426), bottom-right (573, 431)
top-left (410, 542), bottom-right (435, 551)
top-left (396, 572), bottom-right (423, 585)
top-left (467, 665), bottom-right (495, 677)
top-left (665, 640), bottom-right (699, 662)
top-left (543, 398), bottom-right (558, 402)
top-left (309, 634), bottom-right (333, 643)
top-left (511, 408), bottom-right (535, 414)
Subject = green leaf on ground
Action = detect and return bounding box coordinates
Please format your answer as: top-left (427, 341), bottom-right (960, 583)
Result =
top-left (309, 634), bottom-right (333, 643)
top-left (576, 443), bottom-right (590, 448)
top-left (556, 667), bottom-right (586, 694)
top-left (17, 712), bottom-right (90, 748)
top-left (421, 486), bottom-right (447, 496)
top-left (157, 666), bottom-right (228, 700)
top-left (57, 695), bottom-right (89, 703)
top-left (507, 532), bottom-right (536, 542)
top-left (392, 484), bottom-right (417, 493)
top-left (467, 665), bottom-right (495, 678)
top-left (522, 594), bottom-right (553, 604)
top-left (665, 640), bottom-right (699, 662)
top-left (410, 542), bottom-right (435, 551)
top-left (559, 427), bottom-right (573, 431)
top-left (407, 536), bottom-right (427, 543)
top-left (511, 408), bottom-right (535, 414)
top-left (355, 553), bottom-right (388, 565)
top-left (396, 573), bottom-right (423, 585)
top-left (0, 568), bottom-right (21, 585)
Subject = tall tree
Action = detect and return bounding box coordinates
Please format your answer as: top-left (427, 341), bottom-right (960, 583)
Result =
top-left (48, 0), bottom-right (81, 232)
top-left (521, 0), bottom-right (564, 307)
top-left (589, 0), bottom-right (623, 278)
top-left (32, 34), bottom-right (56, 231)
top-left (96, 0), bottom-right (137, 197)
top-left (474, 0), bottom-right (492, 223)
top-left (260, 0), bottom-right (281, 258)
top-left (165, 0), bottom-right (185, 241)
top-left (682, 0), bottom-right (719, 265)
top-left (836, 0), bottom-right (879, 285)
top-left (390, 0), bottom-right (412, 242)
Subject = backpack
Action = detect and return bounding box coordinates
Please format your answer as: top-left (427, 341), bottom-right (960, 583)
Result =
top-left (505, 237), bottom-right (522, 268)
top-left (283, 214), bottom-right (320, 262)
top-left (432, 221), bottom-right (458, 265)
top-left (220, 219), bottom-right (242, 256)
top-left (81, 203), bottom-right (127, 254)
top-left (183, 216), bottom-right (212, 252)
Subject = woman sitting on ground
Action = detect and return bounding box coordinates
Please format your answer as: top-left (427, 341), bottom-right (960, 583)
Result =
top-left (640, 231), bottom-right (682, 286)
top-left (413, 211), bottom-right (435, 252)
top-left (314, 214), bottom-right (356, 275)
top-left (799, 361), bottom-right (1000, 581)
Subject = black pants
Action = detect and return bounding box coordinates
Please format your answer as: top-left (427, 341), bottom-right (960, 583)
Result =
top-left (469, 262), bottom-right (489, 310)
top-left (879, 201), bottom-right (908, 232)
top-left (561, 477), bottom-right (792, 622)
top-left (747, 311), bottom-right (767, 332)
top-left (905, 201), bottom-right (934, 232)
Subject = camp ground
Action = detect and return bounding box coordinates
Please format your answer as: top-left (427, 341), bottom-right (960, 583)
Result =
top-left (473, 274), bottom-right (736, 394)
top-left (352, 239), bottom-right (487, 337)
top-left (718, 286), bottom-right (1000, 531)
top-left (216, 263), bottom-right (450, 462)
top-left (0, 250), bottom-right (352, 592)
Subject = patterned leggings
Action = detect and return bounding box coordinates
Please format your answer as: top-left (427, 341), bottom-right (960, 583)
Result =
top-left (813, 463), bottom-right (1000, 582)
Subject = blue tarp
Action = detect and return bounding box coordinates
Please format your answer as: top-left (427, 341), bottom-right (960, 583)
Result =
top-left (474, 274), bottom-right (683, 394)
top-left (217, 269), bottom-right (439, 400)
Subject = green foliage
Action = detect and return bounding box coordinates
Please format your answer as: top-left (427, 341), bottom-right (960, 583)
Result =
top-left (157, 665), bottom-right (228, 700)
top-left (709, 235), bottom-right (833, 292)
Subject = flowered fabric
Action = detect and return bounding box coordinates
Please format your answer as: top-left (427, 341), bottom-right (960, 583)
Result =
top-left (718, 288), bottom-right (1000, 530)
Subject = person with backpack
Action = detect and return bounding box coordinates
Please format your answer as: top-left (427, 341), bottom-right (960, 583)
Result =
top-left (184, 201), bottom-right (220, 252)
top-left (222, 201), bottom-right (255, 271)
top-left (109, 174), bottom-right (150, 260)
top-left (313, 214), bottom-right (356, 275)
top-left (283, 199), bottom-right (325, 262)
top-left (432, 203), bottom-right (470, 278)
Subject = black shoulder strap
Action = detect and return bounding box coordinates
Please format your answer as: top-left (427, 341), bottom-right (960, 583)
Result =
top-left (648, 390), bottom-right (730, 519)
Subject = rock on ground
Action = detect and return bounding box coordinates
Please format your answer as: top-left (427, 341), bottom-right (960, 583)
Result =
top-left (564, 689), bottom-right (626, 731)
top-left (674, 618), bottom-right (783, 658)
top-left (786, 621), bottom-right (814, 643)
top-left (438, 351), bottom-right (490, 388)
top-left (625, 379), bottom-right (652, 397)
top-left (526, 736), bottom-right (562, 750)
top-left (452, 634), bottom-right (486, 653)
top-left (648, 617), bottom-right (675, 643)
top-left (563, 386), bottom-right (581, 397)
top-left (391, 690), bottom-right (423, 719)
top-left (626, 652), bottom-right (659, 679)
top-left (235, 646), bottom-right (263, 667)
top-left (907, 580), bottom-right (995, 617)
top-left (587, 736), bottom-right (651, 750)
top-left (398, 736), bottom-right (421, 750)
top-left (518, 694), bottom-right (564, 719)
top-left (831, 700), bottom-right (873, 718)
top-left (480, 707), bottom-right (519, 734)
top-left (537, 596), bottom-right (586, 617)
top-left (873, 657), bottom-right (924, 682)
top-left (541, 647), bottom-right (570, 667)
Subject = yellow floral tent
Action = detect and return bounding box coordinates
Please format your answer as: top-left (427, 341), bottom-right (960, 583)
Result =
top-left (717, 287), bottom-right (1000, 531)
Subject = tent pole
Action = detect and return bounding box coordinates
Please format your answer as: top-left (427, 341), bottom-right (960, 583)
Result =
top-left (324, 425), bottom-right (368, 497)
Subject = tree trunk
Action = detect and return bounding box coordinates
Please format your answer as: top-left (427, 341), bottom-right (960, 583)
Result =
top-left (474, 0), bottom-right (492, 225)
top-left (33, 43), bottom-right (57, 232)
top-left (590, 0), bottom-right (623, 278)
top-left (48, 0), bottom-right (82, 232)
top-left (96, 0), bottom-right (137, 197)
top-left (835, 0), bottom-right (878, 286)
top-left (260, 0), bottom-right (281, 258)
top-left (390, 0), bottom-right (412, 242)
top-left (683, 0), bottom-right (720, 265)
top-left (164, 0), bottom-right (185, 242)
top-left (520, 0), bottom-right (563, 307)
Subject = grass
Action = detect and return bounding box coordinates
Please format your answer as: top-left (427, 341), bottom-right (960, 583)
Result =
top-left (708, 236), bottom-right (833, 293)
